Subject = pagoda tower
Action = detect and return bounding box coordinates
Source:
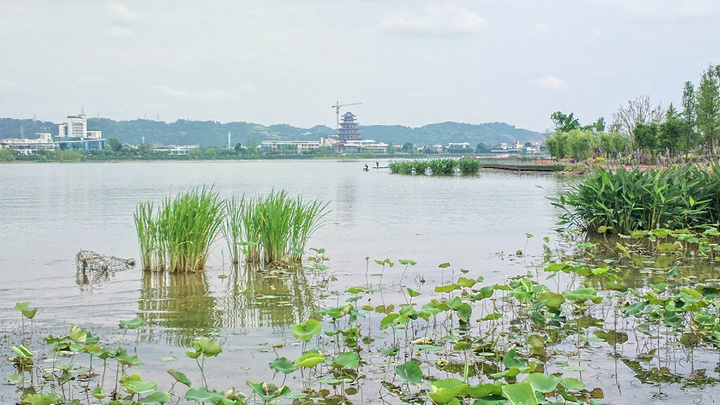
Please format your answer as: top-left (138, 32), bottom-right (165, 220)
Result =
top-left (338, 111), bottom-right (362, 142)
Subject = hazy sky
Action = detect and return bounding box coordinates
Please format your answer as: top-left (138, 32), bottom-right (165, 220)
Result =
top-left (1, 1), bottom-right (719, 132)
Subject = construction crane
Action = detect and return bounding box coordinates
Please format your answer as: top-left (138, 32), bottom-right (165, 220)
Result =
top-left (332, 101), bottom-right (362, 132)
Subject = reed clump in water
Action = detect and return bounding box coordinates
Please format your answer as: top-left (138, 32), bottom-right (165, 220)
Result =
top-left (243, 190), bottom-right (329, 266)
top-left (135, 186), bottom-right (224, 272)
top-left (389, 158), bottom-right (479, 175)
top-left (136, 188), bottom-right (329, 271)
top-left (134, 201), bottom-right (159, 271)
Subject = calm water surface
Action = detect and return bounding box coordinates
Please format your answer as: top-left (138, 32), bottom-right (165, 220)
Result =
top-left (4, 160), bottom-right (706, 404)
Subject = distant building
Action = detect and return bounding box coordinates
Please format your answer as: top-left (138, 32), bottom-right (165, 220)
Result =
top-left (153, 145), bottom-right (200, 155)
top-left (334, 112), bottom-right (387, 153)
top-left (56, 114), bottom-right (104, 151)
top-left (344, 139), bottom-right (388, 153)
top-left (261, 140), bottom-right (321, 153)
top-left (0, 133), bottom-right (55, 155)
top-left (338, 111), bottom-right (362, 143)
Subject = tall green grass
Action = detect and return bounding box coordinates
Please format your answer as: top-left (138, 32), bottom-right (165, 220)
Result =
top-left (134, 202), bottom-right (158, 271)
top-left (158, 186), bottom-right (224, 272)
top-left (135, 186), bottom-right (224, 272)
top-left (243, 190), bottom-right (329, 266)
top-left (136, 188), bottom-right (330, 271)
top-left (554, 165), bottom-right (719, 234)
top-left (290, 196), bottom-right (330, 262)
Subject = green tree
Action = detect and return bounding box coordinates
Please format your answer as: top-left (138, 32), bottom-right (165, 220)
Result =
top-left (611, 95), bottom-right (665, 137)
top-left (599, 132), bottom-right (630, 157)
top-left (475, 143), bottom-right (491, 153)
top-left (658, 118), bottom-right (685, 155)
top-left (0, 147), bottom-right (17, 162)
top-left (545, 129), bottom-right (597, 159)
top-left (696, 65), bottom-right (720, 151)
top-left (234, 142), bottom-right (243, 153)
top-left (137, 142), bottom-right (153, 155)
top-left (107, 137), bottom-right (123, 152)
top-left (245, 139), bottom-right (259, 155)
top-left (633, 123), bottom-right (659, 152)
top-left (550, 111), bottom-right (581, 132)
top-left (401, 142), bottom-right (417, 153)
top-left (681, 80), bottom-right (699, 152)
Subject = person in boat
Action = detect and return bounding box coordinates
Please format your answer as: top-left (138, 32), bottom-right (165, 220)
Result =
top-left (376, 161), bottom-right (379, 168)
top-left (364, 164), bottom-right (369, 171)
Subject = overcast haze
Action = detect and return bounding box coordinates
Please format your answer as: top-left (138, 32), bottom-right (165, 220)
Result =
top-left (1, 1), bottom-right (719, 132)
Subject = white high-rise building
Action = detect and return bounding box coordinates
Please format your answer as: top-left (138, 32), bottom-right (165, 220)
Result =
top-left (58, 114), bottom-right (88, 138)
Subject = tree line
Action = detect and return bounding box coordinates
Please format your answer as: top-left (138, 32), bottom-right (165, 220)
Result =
top-left (545, 65), bottom-right (720, 161)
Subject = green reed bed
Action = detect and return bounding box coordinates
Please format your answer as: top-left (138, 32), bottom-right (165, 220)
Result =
top-left (389, 158), bottom-right (479, 176)
top-left (133, 201), bottom-right (158, 271)
top-left (290, 196), bottom-right (330, 262)
top-left (134, 186), bottom-right (224, 272)
top-left (389, 161), bottom-right (413, 174)
top-left (158, 187), bottom-right (224, 272)
top-left (136, 187), bottom-right (330, 271)
top-left (243, 190), bottom-right (329, 266)
top-left (427, 158), bottom-right (456, 175)
top-left (457, 157), bottom-right (481, 175)
top-left (413, 160), bottom-right (429, 175)
top-left (252, 190), bottom-right (296, 265)
top-left (554, 165), bottom-right (720, 234)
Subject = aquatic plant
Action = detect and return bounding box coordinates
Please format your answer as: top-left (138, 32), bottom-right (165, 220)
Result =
top-left (554, 165), bottom-right (720, 234)
top-left (457, 157), bottom-right (481, 175)
top-left (134, 201), bottom-right (158, 271)
top-left (289, 195), bottom-right (330, 262)
top-left (427, 158), bottom-right (456, 175)
top-left (157, 186), bottom-right (224, 272)
top-left (242, 190), bottom-right (329, 266)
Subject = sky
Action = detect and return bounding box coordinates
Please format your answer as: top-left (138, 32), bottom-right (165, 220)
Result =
top-left (1, 1), bottom-right (719, 133)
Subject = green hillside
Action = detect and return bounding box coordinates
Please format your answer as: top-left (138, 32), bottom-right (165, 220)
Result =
top-left (0, 118), bottom-right (541, 147)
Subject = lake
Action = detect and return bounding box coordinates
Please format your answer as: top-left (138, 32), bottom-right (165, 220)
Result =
top-left (3, 160), bottom-right (713, 404)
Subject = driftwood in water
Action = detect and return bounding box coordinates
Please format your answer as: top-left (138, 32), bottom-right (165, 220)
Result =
top-left (75, 250), bottom-right (135, 286)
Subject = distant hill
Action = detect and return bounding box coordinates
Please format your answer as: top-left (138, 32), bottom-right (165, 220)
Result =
top-left (361, 122), bottom-right (541, 147)
top-left (0, 117), bottom-right (542, 147)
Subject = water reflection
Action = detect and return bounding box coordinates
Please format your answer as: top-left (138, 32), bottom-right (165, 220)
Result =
top-left (138, 271), bottom-right (220, 346)
top-left (136, 265), bottom-right (320, 346)
top-left (220, 263), bottom-right (318, 331)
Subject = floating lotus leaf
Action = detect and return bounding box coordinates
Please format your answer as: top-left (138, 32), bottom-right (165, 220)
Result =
top-left (185, 387), bottom-right (226, 403)
top-left (524, 373), bottom-right (560, 393)
top-left (296, 352), bottom-right (324, 368)
top-left (396, 361), bottom-right (423, 384)
top-left (560, 377), bottom-right (585, 390)
top-left (501, 381), bottom-right (537, 405)
top-left (332, 352), bottom-right (359, 369)
top-left (269, 357), bottom-right (298, 374)
top-left (116, 348), bottom-right (142, 366)
top-left (191, 337), bottom-right (222, 357)
top-left (167, 368), bottom-right (191, 387)
top-left (122, 380), bottom-right (157, 395)
top-left (138, 391), bottom-right (171, 404)
top-left (291, 319), bottom-right (321, 342)
top-left (428, 378), bottom-right (468, 404)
